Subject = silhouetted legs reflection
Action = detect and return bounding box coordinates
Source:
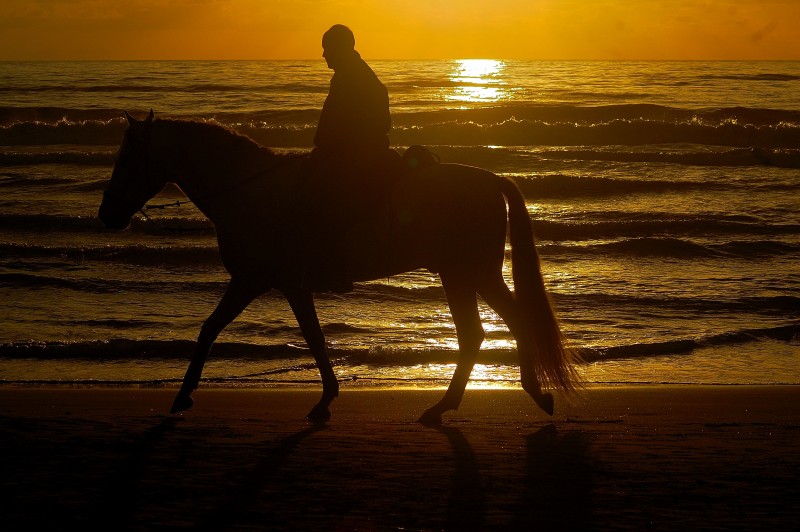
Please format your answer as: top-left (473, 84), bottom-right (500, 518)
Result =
top-left (196, 423), bottom-right (327, 530)
top-left (514, 424), bottom-right (593, 530)
top-left (429, 424), bottom-right (486, 531)
top-left (98, 417), bottom-right (180, 527)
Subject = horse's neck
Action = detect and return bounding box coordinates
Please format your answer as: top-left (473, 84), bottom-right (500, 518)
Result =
top-left (155, 122), bottom-right (275, 219)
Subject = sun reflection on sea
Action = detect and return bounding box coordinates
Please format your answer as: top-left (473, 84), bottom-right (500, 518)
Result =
top-left (376, 363), bottom-right (521, 389)
top-left (447, 59), bottom-right (508, 103)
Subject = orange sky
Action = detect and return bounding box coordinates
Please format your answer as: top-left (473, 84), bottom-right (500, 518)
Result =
top-left (1, 0), bottom-right (798, 60)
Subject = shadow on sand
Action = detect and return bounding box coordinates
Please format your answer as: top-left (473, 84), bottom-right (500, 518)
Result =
top-left (91, 417), bottom-right (591, 529)
top-left (430, 424), bottom-right (486, 530)
top-left (98, 416), bottom-right (181, 526)
top-left (429, 422), bottom-right (593, 530)
top-left (95, 416), bottom-right (326, 529)
top-left (513, 424), bottom-right (594, 530)
top-left (195, 422), bottom-right (328, 530)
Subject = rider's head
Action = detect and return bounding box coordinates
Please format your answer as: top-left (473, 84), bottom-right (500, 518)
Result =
top-left (322, 24), bottom-right (356, 70)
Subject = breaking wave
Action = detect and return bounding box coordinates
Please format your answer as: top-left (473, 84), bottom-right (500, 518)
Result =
top-left (2, 104), bottom-right (799, 149)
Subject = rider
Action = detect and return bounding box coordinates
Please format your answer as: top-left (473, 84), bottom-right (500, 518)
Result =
top-left (302, 25), bottom-right (401, 291)
top-left (314, 24), bottom-right (392, 159)
top-left (314, 25), bottom-right (426, 171)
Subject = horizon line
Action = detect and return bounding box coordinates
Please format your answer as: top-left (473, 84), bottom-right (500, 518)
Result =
top-left (2, 57), bottom-right (799, 62)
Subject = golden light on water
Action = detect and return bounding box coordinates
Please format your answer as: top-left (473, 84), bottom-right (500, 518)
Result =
top-left (447, 59), bottom-right (508, 103)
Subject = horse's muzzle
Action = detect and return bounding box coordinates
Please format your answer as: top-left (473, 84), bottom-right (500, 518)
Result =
top-left (98, 202), bottom-right (132, 230)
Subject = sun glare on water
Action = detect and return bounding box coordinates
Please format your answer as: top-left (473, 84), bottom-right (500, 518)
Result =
top-left (447, 59), bottom-right (508, 103)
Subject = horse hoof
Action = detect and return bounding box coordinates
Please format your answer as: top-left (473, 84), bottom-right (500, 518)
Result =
top-left (534, 392), bottom-right (554, 416)
top-left (306, 404), bottom-right (331, 424)
top-left (418, 409), bottom-right (443, 427)
top-left (170, 394), bottom-right (194, 414)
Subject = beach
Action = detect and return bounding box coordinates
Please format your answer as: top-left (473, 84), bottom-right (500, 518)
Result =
top-left (1, 385), bottom-right (798, 530)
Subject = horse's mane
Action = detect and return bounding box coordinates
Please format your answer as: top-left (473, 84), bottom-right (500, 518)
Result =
top-left (156, 118), bottom-right (278, 160)
top-left (152, 118), bottom-right (309, 186)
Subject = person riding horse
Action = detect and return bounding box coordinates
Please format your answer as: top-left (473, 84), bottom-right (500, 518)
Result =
top-left (101, 111), bottom-right (577, 422)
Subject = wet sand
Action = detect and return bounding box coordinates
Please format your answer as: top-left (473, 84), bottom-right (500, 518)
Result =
top-left (1, 385), bottom-right (798, 530)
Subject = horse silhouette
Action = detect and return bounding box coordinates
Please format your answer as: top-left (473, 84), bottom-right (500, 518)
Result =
top-left (98, 110), bottom-right (578, 424)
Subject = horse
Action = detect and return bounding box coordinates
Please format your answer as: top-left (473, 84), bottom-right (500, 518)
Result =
top-left (98, 110), bottom-right (579, 424)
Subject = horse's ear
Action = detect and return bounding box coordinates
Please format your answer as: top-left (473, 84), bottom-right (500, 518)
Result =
top-left (146, 109), bottom-right (154, 124)
top-left (124, 110), bottom-right (138, 126)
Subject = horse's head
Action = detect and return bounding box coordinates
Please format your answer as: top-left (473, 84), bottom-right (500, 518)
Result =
top-left (99, 110), bottom-right (165, 229)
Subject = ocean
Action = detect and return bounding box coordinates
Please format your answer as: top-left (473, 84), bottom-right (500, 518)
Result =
top-left (1, 60), bottom-right (798, 389)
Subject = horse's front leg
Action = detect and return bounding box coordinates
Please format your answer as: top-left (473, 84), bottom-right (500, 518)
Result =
top-left (170, 279), bottom-right (260, 413)
top-left (285, 289), bottom-right (339, 422)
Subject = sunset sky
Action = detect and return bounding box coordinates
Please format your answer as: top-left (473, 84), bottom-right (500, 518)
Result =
top-left (1, 0), bottom-right (799, 60)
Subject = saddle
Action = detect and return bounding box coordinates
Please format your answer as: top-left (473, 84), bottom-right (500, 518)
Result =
top-left (402, 145), bottom-right (440, 171)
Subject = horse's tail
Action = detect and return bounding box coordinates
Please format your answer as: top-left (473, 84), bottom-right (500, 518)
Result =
top-left (497, 176), bottom-right (580, 392)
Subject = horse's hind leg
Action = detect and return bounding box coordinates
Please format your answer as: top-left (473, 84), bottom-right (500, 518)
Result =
top-left (171, 280), bottom-right (260, 414)
top-left (285, 289), bottom-right (339, 423)
top-left (478, 274), bottom-right (554, 416)
top-left (419, 275), bottom-right (484, 426)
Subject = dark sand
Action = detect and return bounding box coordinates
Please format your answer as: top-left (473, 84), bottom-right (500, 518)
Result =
top-left (1, 385), bottom-right (798, 530)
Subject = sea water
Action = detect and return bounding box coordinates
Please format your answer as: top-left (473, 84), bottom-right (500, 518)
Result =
top-left (1, 60), bottom-right (798, 388)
